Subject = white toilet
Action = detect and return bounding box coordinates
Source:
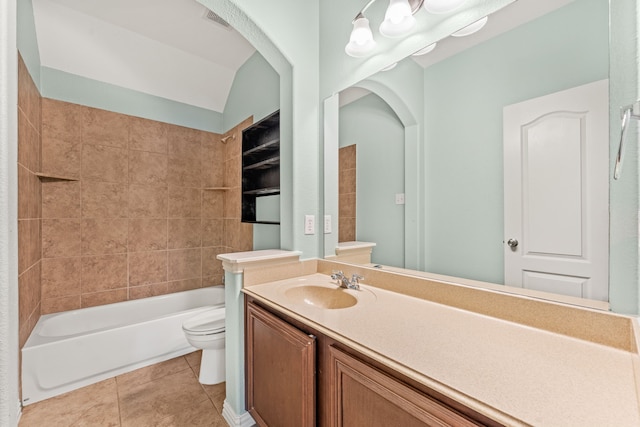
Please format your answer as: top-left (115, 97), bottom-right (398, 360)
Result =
top-left (182, 307), bottom-right (226, 385)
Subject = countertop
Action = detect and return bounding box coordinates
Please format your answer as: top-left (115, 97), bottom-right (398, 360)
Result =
top-left (242, 273), bottom-right (640, 427)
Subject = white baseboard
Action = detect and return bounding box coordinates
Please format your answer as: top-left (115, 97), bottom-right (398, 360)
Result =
top-left (222, 400), bottom-right (256, 427)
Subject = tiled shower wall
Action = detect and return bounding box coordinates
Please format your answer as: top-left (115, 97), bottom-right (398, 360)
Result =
top-left (17, 55), bottom-right (42, 348)
top-left (38, 99), bottom-right (253, 314)
top-left (338, 145), bottom-right (356, 242)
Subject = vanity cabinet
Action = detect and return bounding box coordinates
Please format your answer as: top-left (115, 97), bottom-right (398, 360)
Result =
top-left (241, 110), bottom-right (280, 224)
top-left (245, 301), bottom-right (315, 427)
top-left (245, 298), bottom-right (499, 427)
top-left (328, 346), bottom-right (478, 427)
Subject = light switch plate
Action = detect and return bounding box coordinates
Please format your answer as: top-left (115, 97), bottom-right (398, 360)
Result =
top-left (304, 215), bottom-right (315, 235)
top-left (324, 215), bottom-right (332, 234)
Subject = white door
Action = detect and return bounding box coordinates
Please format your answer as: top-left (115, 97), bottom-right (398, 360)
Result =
top-left (503, 79), bottom-right (609, 301)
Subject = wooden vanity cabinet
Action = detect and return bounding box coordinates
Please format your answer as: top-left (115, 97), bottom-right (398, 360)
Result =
top-left (245, 298), bottom-right (500, 427)
top-left (245, 300), bottom-right (316, 427)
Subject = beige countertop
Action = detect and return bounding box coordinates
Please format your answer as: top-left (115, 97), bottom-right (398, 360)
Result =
top-left (242, 273), bottom-right (640, 427)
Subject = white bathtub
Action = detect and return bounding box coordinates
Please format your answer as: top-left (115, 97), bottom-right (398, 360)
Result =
top-left (21, 286), bottom-right (224, 405)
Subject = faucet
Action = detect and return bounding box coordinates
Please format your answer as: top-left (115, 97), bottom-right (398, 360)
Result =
top-left (330, 271), bottom-right (363, 290)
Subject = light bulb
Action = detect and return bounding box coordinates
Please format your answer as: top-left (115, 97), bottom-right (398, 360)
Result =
top-left (379, 0), bottom-right (416, 38)
top-left (345, 16), bottom-right (376, 57)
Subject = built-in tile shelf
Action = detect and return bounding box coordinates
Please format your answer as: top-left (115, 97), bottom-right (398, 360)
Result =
top-left (203, 187), bottom-right (231, 191)
top-left (35, 172), bottom-right (79, 182)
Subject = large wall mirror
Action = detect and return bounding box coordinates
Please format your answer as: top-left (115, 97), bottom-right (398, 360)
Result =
top-left (324, 0), bottom-right (633, 312)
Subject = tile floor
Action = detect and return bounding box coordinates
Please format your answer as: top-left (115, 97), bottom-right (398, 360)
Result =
top-left (19, 351), bottom-right (228, 426)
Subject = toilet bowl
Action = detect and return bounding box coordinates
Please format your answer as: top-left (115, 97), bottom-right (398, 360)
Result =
top-left (182, 306), bottom-right (226, 385)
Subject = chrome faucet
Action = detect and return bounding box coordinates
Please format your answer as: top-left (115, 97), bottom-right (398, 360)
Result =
top-left (330, 271), bottom-right (363, 290)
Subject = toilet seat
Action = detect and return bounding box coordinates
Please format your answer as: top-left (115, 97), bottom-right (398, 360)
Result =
top-left (182, 307), bottom-right (225, 336)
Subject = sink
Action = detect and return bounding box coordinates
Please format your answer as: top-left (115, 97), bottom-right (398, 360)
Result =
top-left (284, 285), bottom-right (358, 309)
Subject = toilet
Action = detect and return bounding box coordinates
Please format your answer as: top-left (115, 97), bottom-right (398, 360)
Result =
top-left (182, 307), bottom-right (226, 385)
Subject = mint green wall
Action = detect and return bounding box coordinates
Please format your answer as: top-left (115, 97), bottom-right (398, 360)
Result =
top-left (41, 67), bottom-right (224, 133)
top-left (17, 0), bottom-right (40, 89)
top-left (423, 0), bottom-right (609, 284)
top-left (223, 52), bottom-right (279, 131)
top-left (340, 94), bottom-right (405, 266)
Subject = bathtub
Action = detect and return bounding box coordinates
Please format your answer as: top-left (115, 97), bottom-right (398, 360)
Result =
top-left (21, 286), bottom-right (224, 406)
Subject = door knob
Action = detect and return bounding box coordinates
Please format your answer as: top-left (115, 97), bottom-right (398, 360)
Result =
top-left (507, 238), bottom-right (519, 248)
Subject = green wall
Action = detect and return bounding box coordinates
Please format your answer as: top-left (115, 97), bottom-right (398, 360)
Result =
top-left (339, 93), bottom-right (405, 266)
top-left (422, 0), bottom-right (609, 284)
top-left (17, 0), bottom-right (40, 89)
top-left (41, 67), bottom-right (224, 133)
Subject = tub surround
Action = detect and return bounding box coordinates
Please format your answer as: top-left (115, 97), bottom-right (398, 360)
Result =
top-left (237, 256), bottom-right (640, 426)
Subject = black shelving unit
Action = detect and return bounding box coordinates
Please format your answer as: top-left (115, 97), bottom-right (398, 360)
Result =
top-left (242, 110), bottom-right (280, 224)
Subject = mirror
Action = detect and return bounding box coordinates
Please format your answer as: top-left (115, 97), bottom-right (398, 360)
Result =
top-left (326, 0), bottom-right (617, 309)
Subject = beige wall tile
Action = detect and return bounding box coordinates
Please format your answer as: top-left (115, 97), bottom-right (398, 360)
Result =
top-left (201, 246), bottom-right (224, 279)
top-left (82, 289), bottom-right (128, 308)
top-left (129, 251), bottom-right (167, 286)
top-left (129, 116), bottom-right (168, 154)
top-left (202, 191), bottom-right (224, 219)
top-left (202, 136), bottom-right (224, 188)
top-left (128, 219), bottom-right (167, 252)
top-left (223, 189), bottom-right (240, 219)
top-left (129, 150), bottom-right (168, 186)
top-left (43, 219), bottom-right (80, 258)
top-left (82, 144), bottom-right (128, 183)
top-left (41, 257), bottom-right (81, 299)
top-left (129, 283), bottom-right (169, 300)
top-left (41, 295), bottom-right (81, 314)
top-left (128, 185), bottom-right (167, 218)
top-left (202, 219), bottom-right (223, 247)
top-left (82, 107), bottom-right (129, 148)
top-left (18, 55), bottom-right (41, 130)
top-left (168, 249), bottom-right (201, 281)
top-left (42, 181), bottom-right (81, 219)
top-left (18, 262), bottom-right (41, 327)
top-left (339, 193), bottom-right (356, 218)
top-left (339, 218), bottom-right (356, 243)
top-left (224, 156), bottom-right (240, 188)
top-left (168, 219), bottom-right (201, 249)
top-left (81, 254), bottom-right (128, 293)
top-left (42, 98), bottom-right (82, 143)
top-left (82, 181), bottom-right (128, 218)
top-left (167, 156), bottom-right (201, 187)
top-left (18, 112), bottom-right (40, 173)
top-left (168, 129), bottom-right (202, 159)
top-left (168, 278), bottom-right (202, 293)
top-left (41, 137), bottom-right (81, 179)
top-left (339, 168), bottom-right (356, 195)
top-left (81, 218), bottom-right (128, 255)
top-left (168, 186), bottom-right (201, 218)
top-left (18, 165), bottom-right (40, 220)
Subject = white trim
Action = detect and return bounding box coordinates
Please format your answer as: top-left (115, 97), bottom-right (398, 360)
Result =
top-left (222, 400), bottom-right (256, 427)
top-left (217, 249), bottom-right (301, 273)
top-left (0, 0), bottom-right (20, 425)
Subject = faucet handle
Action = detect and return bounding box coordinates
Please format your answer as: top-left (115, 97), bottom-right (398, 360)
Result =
top-left (351, 274), bottom-right (364, 284)
top-left (331, 270), bottom-right (344, 280)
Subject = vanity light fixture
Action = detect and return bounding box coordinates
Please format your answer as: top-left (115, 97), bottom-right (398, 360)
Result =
top-left (346, 0), bottom-right (424, 57)
top-left (451, 15), bottom-right (488, 37)
top-left (345, 0), bottom-right (470, 57)
top-left (381, 62), bottom-right (398, 71)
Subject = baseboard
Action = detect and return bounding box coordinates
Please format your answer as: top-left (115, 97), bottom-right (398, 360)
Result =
top-left (222, 400), bottom-right (256, 427)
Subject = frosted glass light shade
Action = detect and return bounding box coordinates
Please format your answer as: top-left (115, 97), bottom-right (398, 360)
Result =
top-left (451, 16), bottom-right (488, 37)
top-left (379, 0), bottom-right (416, 38)
top-left (423, 0), bottom-right (466, 14)
top-left (345, 17), bottom-right (376, 57)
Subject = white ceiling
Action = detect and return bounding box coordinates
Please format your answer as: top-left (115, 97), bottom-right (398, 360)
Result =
top-left (32, 0), bottom-right (256, 112)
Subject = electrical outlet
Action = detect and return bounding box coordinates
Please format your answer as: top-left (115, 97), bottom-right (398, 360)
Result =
top-left (395, 193), bottom-right (405, 205)
top-left (304, 215), bottom-right (315, 235)
top-left (324, 215), bottom-right (332, 233)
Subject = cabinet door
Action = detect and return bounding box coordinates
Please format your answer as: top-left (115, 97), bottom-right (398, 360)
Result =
top-left (246, 301), bottom-right (316, 427)
top-left (328, 346), bottom-right (480, 427)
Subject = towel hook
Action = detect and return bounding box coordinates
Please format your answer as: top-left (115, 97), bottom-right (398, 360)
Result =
top-left (614, 101), bottom-right (640, 180)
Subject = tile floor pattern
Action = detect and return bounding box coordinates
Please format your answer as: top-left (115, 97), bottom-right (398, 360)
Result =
top-left (19, 351), bottom-right (228, 426)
